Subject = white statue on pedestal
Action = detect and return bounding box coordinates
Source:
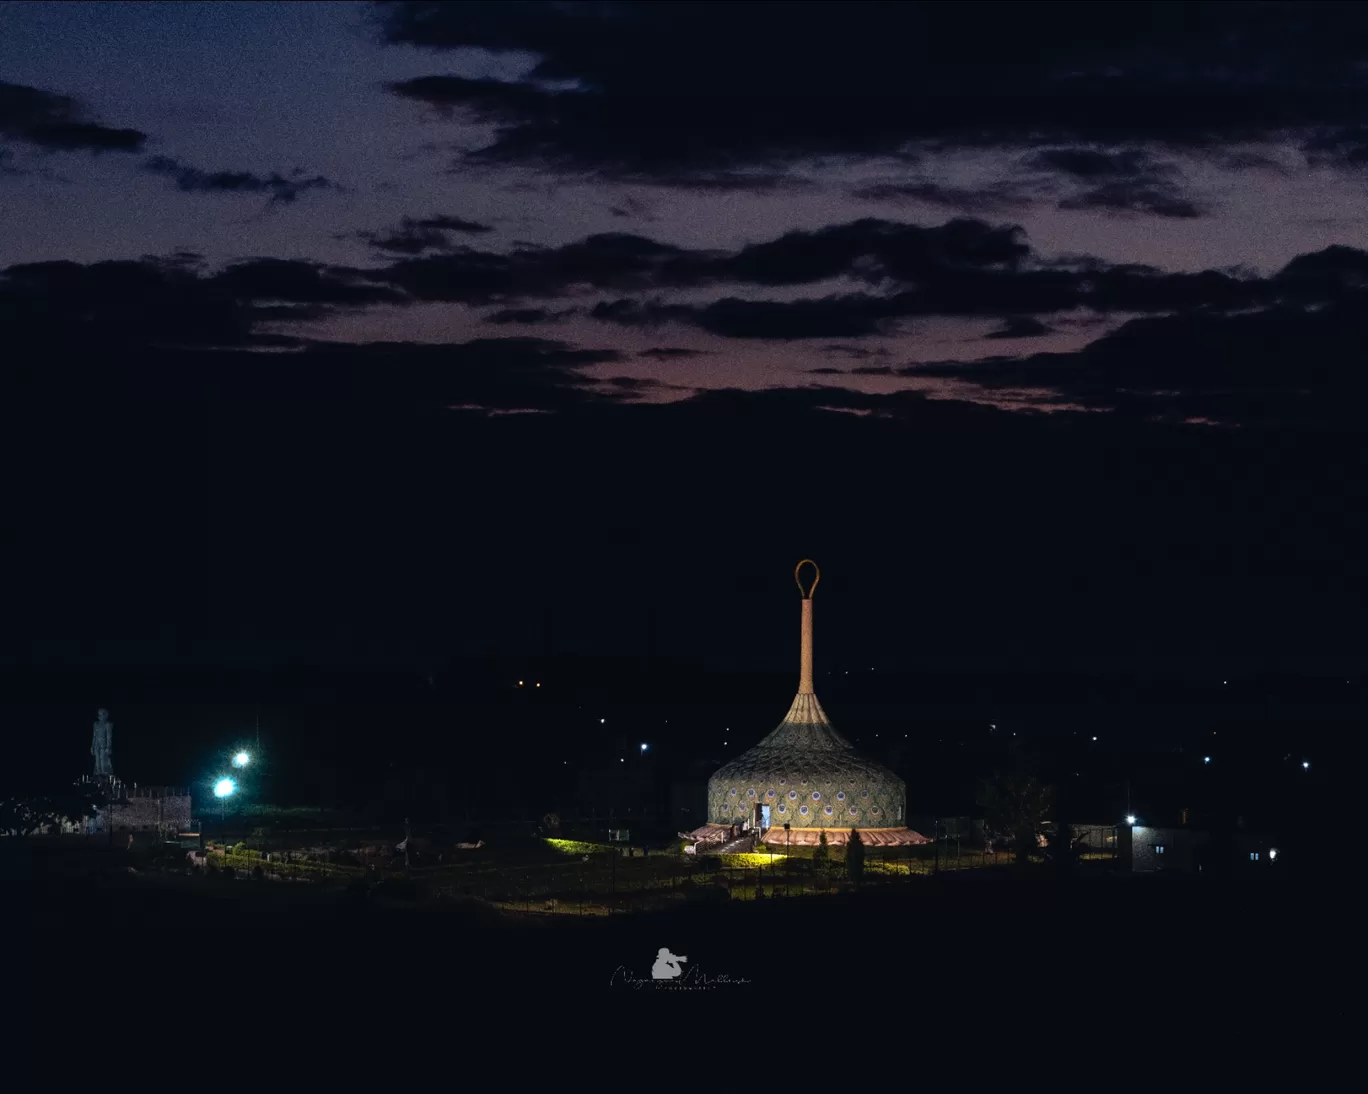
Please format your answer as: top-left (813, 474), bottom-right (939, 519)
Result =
top-left (92, 708), bottom-right (113, 777)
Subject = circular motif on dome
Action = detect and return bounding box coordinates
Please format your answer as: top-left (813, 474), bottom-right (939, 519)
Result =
top-left (766, 790), bottom-right (775, 799)
top-left (812, 791), bottom-right (821, 801)
top-left (871, 807), bottom-right (881, 816)
top-left (824, 805), bottom-right (834, 816)
top-left (836, 791), bottom-right (846, 801)
top-left (799, 805), bottom-right (809, 816)
top-left (778, 779), bottom-right (786, 786)
top-left (849, 807), bottom-right (859, 817)
top-left (777, 804), bottom-right (787, 814)
top-left (737, 805), bottom-right (747, 815)
top-left (729, 788), bottom-right (737, 797)
top-left (747, 788), bottom-right (755, 798)
top-left (788, 790), bottom-right (798, 800)
top-left (861, 790), bottom-right (869, 798)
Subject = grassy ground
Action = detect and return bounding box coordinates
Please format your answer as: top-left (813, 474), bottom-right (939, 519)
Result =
top-left (98, 827), bottom-right (1123, 920)
top-left (16, 837), bottom-right (1325, 1022)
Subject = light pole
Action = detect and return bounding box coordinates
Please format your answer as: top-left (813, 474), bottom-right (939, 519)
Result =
top-left (784, 823), bottom-right (791, 896)
top-left (214, 777), bottom-right (236, 824)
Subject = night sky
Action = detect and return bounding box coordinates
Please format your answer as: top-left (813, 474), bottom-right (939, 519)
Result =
top-left (7, 1), bottom-right (1368, 687)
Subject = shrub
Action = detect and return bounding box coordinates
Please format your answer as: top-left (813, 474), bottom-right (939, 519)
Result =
top-left (814, 829), bottom-right (830, 867)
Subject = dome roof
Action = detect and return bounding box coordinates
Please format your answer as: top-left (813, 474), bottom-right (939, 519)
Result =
top-left (704, 560), bottom-right (909, 831)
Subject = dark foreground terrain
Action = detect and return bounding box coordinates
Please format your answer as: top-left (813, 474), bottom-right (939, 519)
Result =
top-left (11, 841), bottom-right (1337, 1016)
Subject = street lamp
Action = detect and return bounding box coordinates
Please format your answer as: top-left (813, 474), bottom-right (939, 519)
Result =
top-left (214, 777), bottom-right (236, 822)
top-left (232, 751), bottom-right (250, 768)
top-left (1125, 814), bottom-right (1136, 825)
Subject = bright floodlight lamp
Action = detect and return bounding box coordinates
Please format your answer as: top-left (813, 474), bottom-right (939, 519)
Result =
top-left (1269, 848), bottom-right (1279, 861)
top-left (640, 743), bottom-right (648, 752)
top-left (1302, 760), bottom-right (1310, 770)
top-left (1125, 814), bottom-right (1136, 825)
top-left (214, 777), bottom-right (236, 798)
top-left (232, 751), bottom-right (250, 767)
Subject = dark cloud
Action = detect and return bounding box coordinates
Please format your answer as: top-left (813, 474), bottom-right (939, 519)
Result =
top-left (370, 217), bottom-right (1042, 310)
top-left (1026, 148), bottom-right (1162, 180)
top-left (377, 2), bottom-right (1368, 182)
top-left (143, 155), bottom-right (335, 204)
top-left (985, 316), bottom-right (1054, 339)
top-left (1302, 126), bottom-right (1368, 168)
top-left (0, 80), bottom-right (146, 153)
top-left (1026, 147), bottom-right (1200, 218)
top-left (914, 294), bottom-right (1368, 427)
top-left (0, 255), bottom-right (401, 354)
top-left (359, 214), bottom-right (493, 255)
top-left (1058, 181), bottom-right (1200, 219)
top-left (692, 295), bottom-right (896, 340)
top-left (636, 347), bottom-right (709, 360)
top-left (601, 375), bottom-right (664, 392)
top-left (486, 306), bottom-right (575, 325)
top-left (822, 344), bottom-right (891, 360)
top-left (361, 216), bottom-right (1368, 344)
top-left (380, 232), bottom-right (710, 303)
top-left (851, 180), bottom-right (1035, 213)
top-left (717, 218), bottom-right (1030, 286)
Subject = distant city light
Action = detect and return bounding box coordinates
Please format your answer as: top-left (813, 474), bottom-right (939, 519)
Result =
top-left (1092, 736), bottom-right (1098, 741)
top-left (518, 680), bottom-right (524, 687)
top-left (640, 743), bottom-right (648, 752)
top-left (1125, 814), bottom-right (1136, 825)
top-left (535, 682), bottom-right (541, 688)
top-left (1302, 761), bottom-right (1310, 770)
top-left (232, 751), bottom-right (250, 767)
top-left (600, 718), bottom-right (605, 724)
top-left (620, 758), bottom-right (624, 763)
top-left (1269, 848), bottom-right (1279, 861)
top-left (213, 778), bottom-right (235, 799)
top-left (1204, 756), bottom-right (1212, 764)
top-left (1223, 680), bottom-right (1228, 685)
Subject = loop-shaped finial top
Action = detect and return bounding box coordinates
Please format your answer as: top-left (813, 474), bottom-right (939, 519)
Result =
top-left (794, 559), bottom-right (820, 599)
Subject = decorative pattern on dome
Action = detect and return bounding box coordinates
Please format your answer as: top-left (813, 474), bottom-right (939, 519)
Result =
top-left (701, 560), bottom-right (909, 830)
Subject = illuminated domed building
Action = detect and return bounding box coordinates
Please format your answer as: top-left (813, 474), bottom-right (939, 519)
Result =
top-left (687, 561), bottom-right (929, 848)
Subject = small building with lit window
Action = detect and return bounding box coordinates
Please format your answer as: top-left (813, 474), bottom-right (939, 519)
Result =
top-left (1120, 825), bottom-right (1209, 873)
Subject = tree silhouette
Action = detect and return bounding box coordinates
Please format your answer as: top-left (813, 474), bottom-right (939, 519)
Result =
top-left (814, 828), bottom-right (830, 868)
top-left (976, 770), bottom-right (1053, 865)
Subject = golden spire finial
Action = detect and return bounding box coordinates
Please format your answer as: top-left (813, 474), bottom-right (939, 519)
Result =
top-left (795, 560), bottom-right (819, 693)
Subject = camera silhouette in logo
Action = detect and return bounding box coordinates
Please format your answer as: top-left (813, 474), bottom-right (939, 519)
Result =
top-left (652, 948), bottom-right (687, 979)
